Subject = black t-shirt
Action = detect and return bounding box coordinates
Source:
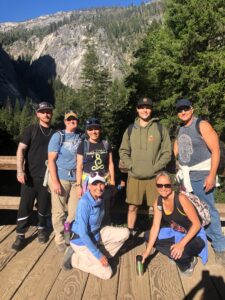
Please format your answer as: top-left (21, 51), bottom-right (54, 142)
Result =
top-left (77, 140), bottom-right (112, 174)
top-left (21, 124), bottom-right (55, 178)
top-left (158, 192), bottom-right (192, 233)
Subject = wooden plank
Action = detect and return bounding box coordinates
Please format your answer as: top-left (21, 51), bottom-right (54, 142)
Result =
top-left (12, 239), bottom-right (61, 300)
top-left (82, 257), bottom-right (120, 300)
top-left (148, 252), bottom-right (185, 300)
top-left (0, 156), bottom-right (16, 170)
top-left (179, 242), bottom-right (221, 300)
top-left (0, 196), bottom-right (20, 209)
top-left (0, 229), bottom-right (53, 300)
top-left (0, 225), bottom-right (16, 243)
top-left (117, 242), bottom-right (151, 300)
top-left (0, 226), bottom-right (32, 272)
top-left (47, 262), bottom-right (89, 300)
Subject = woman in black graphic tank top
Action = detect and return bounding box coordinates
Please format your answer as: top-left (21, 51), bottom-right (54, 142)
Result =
top-left (141, 171), bottom-right (207, 276)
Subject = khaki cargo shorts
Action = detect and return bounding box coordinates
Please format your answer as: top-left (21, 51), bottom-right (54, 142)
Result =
top-left (126, 176), bottom-right (158, 206)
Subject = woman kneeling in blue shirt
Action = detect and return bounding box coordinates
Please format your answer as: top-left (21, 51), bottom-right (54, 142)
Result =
top-left (63, 171), bottom-right (129, 279)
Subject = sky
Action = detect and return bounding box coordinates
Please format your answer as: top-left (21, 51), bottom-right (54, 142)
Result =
top-left (0, 0), bottom-right (146, 23)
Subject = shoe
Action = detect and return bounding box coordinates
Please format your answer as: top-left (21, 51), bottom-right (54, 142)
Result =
top-left (56, 243), bottom-right (67, 253)
top-left (38, 229), bottom-right (48, 244)
top-left (215, 251), bottom-right (225, 266)
top-left (61, 246), bottom-right (74, 271)
top-left (180, 257), bottom-right (198, 277)
top-left (11, 235), bottom-right (26, 251)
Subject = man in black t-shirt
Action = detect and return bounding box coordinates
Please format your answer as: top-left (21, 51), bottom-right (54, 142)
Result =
top-left (12, 102), bottom-right (55, 251)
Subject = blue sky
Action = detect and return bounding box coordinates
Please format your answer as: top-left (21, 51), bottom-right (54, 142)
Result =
top-left (0, 0), bottom-right (146, 23)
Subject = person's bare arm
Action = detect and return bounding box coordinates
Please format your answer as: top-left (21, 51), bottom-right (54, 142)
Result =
top-left (142, 199), bottom-right (162, 263)
top-left (108, 152), bottom-right (115, 186)
top-left (199, 121), bottom-right (220, 192)
top-left (76, 154), bottom-right (84, 198)
top-left (16, 142), bottom-right (28, 184)
top-left (48, 151), bottom-right (62, 195)
top-left (170, 193), bottom-right (201, 260)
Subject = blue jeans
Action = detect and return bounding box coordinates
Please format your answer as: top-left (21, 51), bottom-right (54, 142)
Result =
top-left (191, 179), bottom-right (225, 252)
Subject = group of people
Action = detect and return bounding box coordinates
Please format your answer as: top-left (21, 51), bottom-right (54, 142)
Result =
top-left (11, 96), bottom-right (225, 280)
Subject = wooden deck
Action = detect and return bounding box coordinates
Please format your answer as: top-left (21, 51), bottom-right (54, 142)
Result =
top-left (1, 226), bottom-right (225, 300)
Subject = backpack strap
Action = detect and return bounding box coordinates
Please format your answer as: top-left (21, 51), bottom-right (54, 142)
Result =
top-left (58, 130), bottom-right (65, 147)
top-left (102, 140), bottom-right (109, 152)
top-left (157, 195), bottom-right (163, 211)
top-left (195, 118), bottom-right (202, 136)
top-left (83, 139), bottom-right (89, 161)
top-left (157, 122), bottom-right (163, 141)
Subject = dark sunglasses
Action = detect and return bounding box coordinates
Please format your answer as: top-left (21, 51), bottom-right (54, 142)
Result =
top-left (87, 127), bottom-right (100, 131)
top-left (176, 106), bottom-right (191, 113)
top-left (66, 116), bottom-right (78, 121)
top-left (89, 171), bottom-right (105, 178)
top-left (156, 183), bottom-right (172, 189)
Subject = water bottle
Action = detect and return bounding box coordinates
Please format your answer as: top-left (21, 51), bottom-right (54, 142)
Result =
top-left (64, 221), bottom-right (70, 246)
top-left (136, 255), bottom-right (144, 276)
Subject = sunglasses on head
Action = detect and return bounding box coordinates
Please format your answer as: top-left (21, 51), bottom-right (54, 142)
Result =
top-left (176, 106), bottom-right (191, 113)
top-left (156, 183), bottom-right (172, 189)
top-left (89, 171), bottom-right (105, 178)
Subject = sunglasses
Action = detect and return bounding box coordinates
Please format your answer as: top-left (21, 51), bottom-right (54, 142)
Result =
top-left (176, 106), bottom-right (191, 113)
top-left (156, 183), bottom-right (172, 189)
top-left (87, 127), bottom-right (100, 131)
top-left (66, 116), bottom-right (78, 121)
top-left (89, 171), bottom-right (105, 178)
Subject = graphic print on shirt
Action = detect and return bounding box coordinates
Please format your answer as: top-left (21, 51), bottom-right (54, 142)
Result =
top-left (170, 220), bottom-right (187, 233)
top-left (178, 134), bottom-right (193, 163)
top-left (63, 137), bottom-right (81, 154)
top-left (86, 149), bottom-right (106, 171)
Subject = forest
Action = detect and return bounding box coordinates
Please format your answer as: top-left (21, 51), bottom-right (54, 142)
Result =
top-left (0, 0), bottom-right (225, 200)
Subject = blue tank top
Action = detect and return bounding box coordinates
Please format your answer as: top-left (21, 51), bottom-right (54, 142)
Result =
top-left (178, 117), bottom-right (211, 181)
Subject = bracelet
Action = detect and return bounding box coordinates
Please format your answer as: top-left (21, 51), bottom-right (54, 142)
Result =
top-left (75, 183), bottom-right (82, 187)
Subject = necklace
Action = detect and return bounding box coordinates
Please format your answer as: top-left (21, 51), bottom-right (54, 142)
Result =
top-left (39, 125), bottom-right (52, 137)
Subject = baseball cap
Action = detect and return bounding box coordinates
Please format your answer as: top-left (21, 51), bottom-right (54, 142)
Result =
top-left (86, 117), bottom-right (101, 129)
top-left (64, 110), bottom-right (78, 120)
top-left (36, 102), bottom-right (54, 112)
top-left (88, 172), bottom-right (106, 184)
top-left (136, 97), bottom-right (153, 107)
top-left (176, 99), bottom-right (192, 109)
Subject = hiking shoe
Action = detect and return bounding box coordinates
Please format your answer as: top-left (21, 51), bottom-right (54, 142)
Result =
top-left (11, 235), bottom-right (26, 251)
top-left (180, 257), bottom-right (198, 276)
top-left (215, 251), bottom-right (225, 266)
top-left (56, 243), bottom-right (67, 253)
top-left (38, 229), bottom-right (48, 244)
top-left (61, 246), bottom-right (74, 271)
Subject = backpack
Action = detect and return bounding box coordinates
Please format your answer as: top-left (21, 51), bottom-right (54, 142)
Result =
top-left (180, 191), bottom-right (211, 227)
top-left (195, 118), bottom-right (225, 176)
top-left (83, 139), bottom-right (109, 161)
top-left (119, 123), bottom-right (176, 173)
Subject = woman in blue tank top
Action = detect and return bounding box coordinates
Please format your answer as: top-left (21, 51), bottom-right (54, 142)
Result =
top-left (141, 171), bottom-right (207, 276)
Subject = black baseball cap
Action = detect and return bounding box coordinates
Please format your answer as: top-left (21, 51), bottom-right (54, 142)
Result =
top-left (136, 97), bottom-right (153, 107)
top-left (36, 102), bottom-right (54, 112)
top-left (86, 117), bottom-right (101, 129)
top-left (176, 99), bottom-right (192, 109)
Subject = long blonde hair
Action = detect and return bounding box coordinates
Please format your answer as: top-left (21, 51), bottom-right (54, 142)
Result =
top-left (155, 171), bottom-right (172, 184)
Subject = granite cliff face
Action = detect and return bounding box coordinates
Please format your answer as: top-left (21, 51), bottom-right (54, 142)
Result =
top-left (0, 2), bottom-right (164, 104)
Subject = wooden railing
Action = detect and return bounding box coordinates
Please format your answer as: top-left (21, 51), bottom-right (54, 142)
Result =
top-left (0, 156), bottom-right (225, 220)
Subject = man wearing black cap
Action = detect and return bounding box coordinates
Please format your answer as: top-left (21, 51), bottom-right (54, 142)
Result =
top-left (174, 98), bottom-right (225, 265)
top-left (119, 97), bottom-right (172, 235)
top-left (12, 101), bottom-right (55, 251)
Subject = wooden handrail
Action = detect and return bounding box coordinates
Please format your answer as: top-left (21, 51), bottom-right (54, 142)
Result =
top-left (0, 156), bottom-right (16, 170)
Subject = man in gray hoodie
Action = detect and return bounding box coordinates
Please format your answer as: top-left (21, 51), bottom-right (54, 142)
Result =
top-left (119, 97), bottom-right (172, 234)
